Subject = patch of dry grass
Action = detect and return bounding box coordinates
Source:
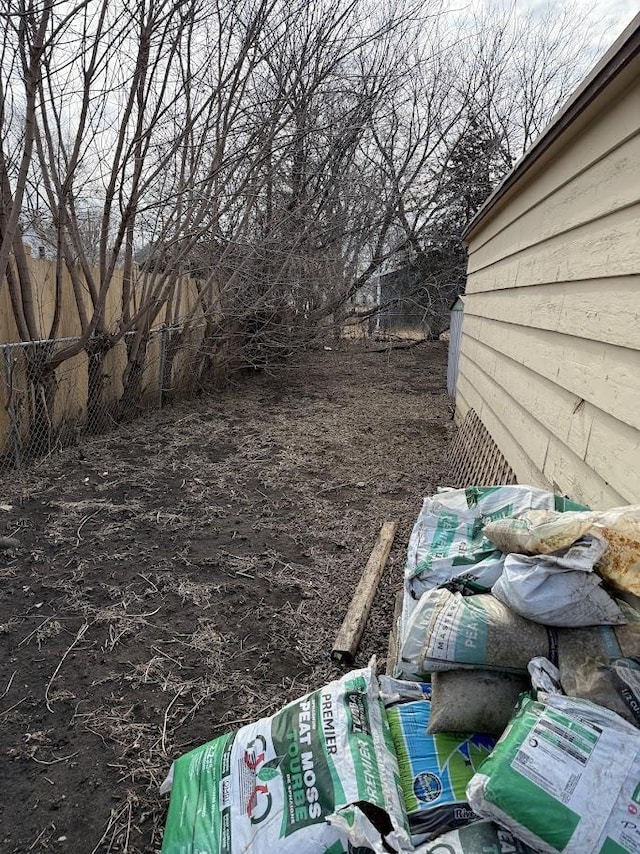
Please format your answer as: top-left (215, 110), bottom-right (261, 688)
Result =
top-left (0, 343), bottom-right (453, 852)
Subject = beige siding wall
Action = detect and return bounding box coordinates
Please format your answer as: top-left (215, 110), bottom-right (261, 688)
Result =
top-left (457, 60), bottom-right (640, 509)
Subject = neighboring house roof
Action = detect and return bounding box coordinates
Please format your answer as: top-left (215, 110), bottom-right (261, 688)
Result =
top-left (462, 12), bottom-right (640, 243)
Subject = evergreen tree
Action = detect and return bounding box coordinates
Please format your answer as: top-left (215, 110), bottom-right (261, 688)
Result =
top-left (409, 116), bottom-right (511, 334)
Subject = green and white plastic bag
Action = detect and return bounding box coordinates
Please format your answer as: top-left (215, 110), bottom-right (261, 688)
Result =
top-left (161, 664), bottom-right (412, 854)
top-left (399, 589), bottom-right (555, 679)
top-left (402, 487), bottom-right (574, 640)
top-left (413, 820), bottom-right (538, 853)
top-left (386, 697), bottom-right (495, 841)
top-left (466, 692), bottom-right (640, 854)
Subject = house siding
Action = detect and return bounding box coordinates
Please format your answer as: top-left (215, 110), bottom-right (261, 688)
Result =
top-left (456, 52), bottom-right (640, 508)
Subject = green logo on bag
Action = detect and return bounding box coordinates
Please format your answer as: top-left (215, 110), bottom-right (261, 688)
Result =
top-left (257, 759), bottom-right (283, 783)
top-left (346, 691), bottom-right (371, 736)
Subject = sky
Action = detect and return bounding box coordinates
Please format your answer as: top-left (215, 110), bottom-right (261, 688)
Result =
top-left (524, 0), bottom-right (638, 56)
top-left (450, 0), bottom-right (638, 66)
top-left (599, 0), bottom-right (638, 32)
top-left (580, 0), bottom-right (637, 55)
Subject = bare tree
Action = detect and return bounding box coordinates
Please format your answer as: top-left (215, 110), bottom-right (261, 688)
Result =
top-left (364, 1), bottom-right (596, 337)
top-left (470, 1), bottom-right (594, 166)
top-left (0, 0), bottom-right (600, 457)
top-left (2, 0), bottom-right (292, 439)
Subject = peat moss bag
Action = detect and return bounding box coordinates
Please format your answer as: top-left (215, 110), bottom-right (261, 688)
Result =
top-left (385, 698), bottom-right (495, 841)
top-left (160, 664), bottom-right (412, 854)
top-left (466, 693), bottom-right (640, 854)
top-left (399, 589), bottom-right (555, 679)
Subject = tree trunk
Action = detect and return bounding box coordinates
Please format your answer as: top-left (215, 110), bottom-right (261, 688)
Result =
top-left (85, 337), bottom-right (112, 434)
top-left (195, 317), bottom-right (233, 391)
top-left (160, 326), bottom-right (187, 405)
top-left (118, 333), bottom-right (149, 421)
top-left (24, 342), bottom-right (58, 459)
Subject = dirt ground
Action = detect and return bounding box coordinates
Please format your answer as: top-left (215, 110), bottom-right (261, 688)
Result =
top-left (0, 341), bottom-right (454, 853)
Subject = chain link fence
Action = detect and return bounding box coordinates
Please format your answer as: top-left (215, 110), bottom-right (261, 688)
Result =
top-left (0, 324), bottom-right (214, 476)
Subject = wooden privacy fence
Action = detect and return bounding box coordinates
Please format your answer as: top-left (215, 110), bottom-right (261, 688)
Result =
top-left (0, 251), bottom-right (223, 473)
top-left (0, 248), bottom-right (209, 345)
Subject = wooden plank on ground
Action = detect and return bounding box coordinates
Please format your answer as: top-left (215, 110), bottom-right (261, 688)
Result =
top-left (385, 590), bottom-right (404, 676)
top-left (332, 521), bottom-right (398, 663)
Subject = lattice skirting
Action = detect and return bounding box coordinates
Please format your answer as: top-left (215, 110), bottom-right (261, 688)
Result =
top-left (447, 408), bottom-right (517, 488)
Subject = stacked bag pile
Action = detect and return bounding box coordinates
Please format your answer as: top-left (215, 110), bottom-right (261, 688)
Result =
top-left (159, 484), bottom-right (640, 854)
top-left (394, 485), bottom-right (640, 854)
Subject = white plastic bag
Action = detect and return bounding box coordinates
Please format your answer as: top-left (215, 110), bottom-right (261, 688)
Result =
top-left (377, 675), bottom-right (432, 707)
top-left (402, 487), bottom-right (562, 639)
top-left (527, 657), bottom-right (562, 695)
top-left (405, 486), bottom-right (560, 596)
top-left (491, 535), bottom-right (626, 627)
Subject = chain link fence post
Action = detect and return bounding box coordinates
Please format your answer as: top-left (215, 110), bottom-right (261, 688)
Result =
top-left (2, 344), bottom-right (21, 470)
